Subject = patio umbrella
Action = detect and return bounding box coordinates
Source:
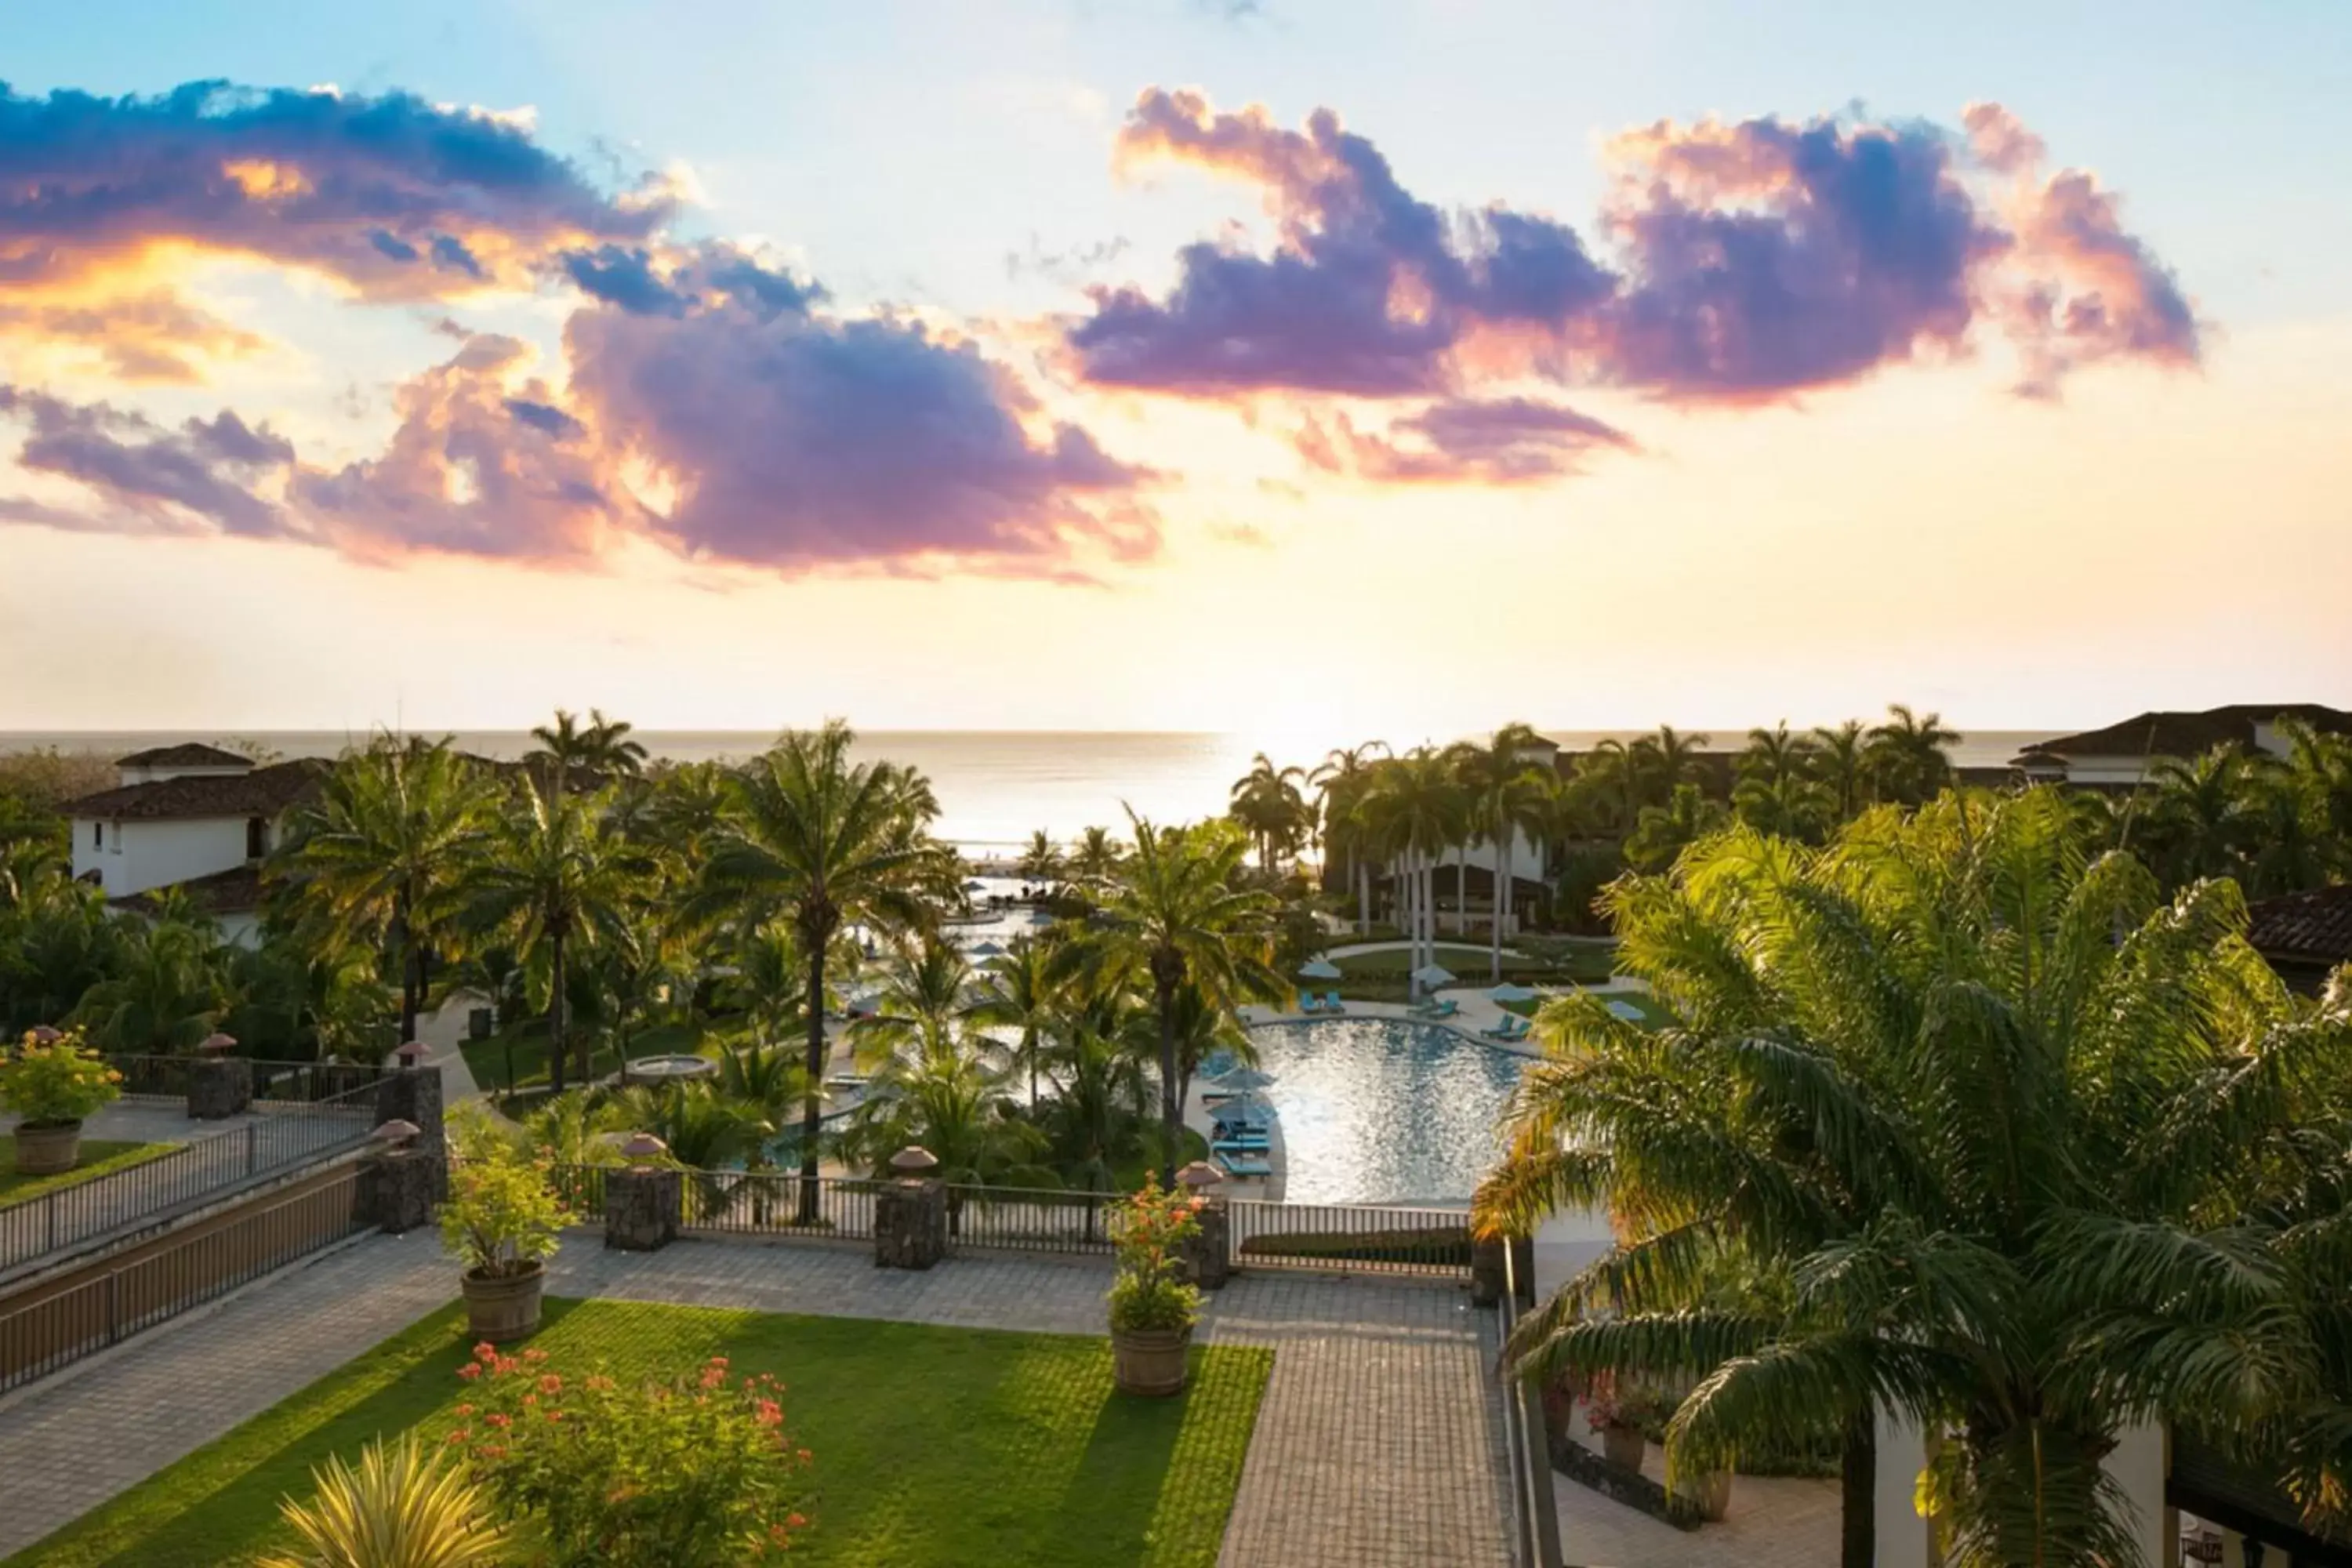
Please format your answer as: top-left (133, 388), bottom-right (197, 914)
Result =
top-left (970, 940), bottom-right (1006, 957)
top-left (963, 878), bottom-right (987, 891)
top-left (1297, 957), bottom-right (1342, 980)
top-left (1486, 982), bottom-right (1539, 1004)
top-left (1411, 964), bottom-right (1456, 988)
top-left (1208, 1065), bottom-right (1277, 1091)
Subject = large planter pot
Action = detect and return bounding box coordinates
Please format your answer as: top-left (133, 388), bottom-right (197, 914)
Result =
top-left (1600, 1422), bottom-right (1647, 1473)
top-left (462, 1263), bottom-right (546, 1344)
top-left (1685, 1468), bottom-right (1733, 1522)
top-left (1111, 1324), bottom-right (1192, 1397)
top-left (11, 1119), bottom-right (83, 1177)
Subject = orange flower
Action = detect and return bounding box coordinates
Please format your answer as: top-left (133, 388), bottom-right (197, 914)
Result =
top-left (456, 1363), bottom-right (482, 1381)
top-left (539, 1374), bottom-right (563, 1395)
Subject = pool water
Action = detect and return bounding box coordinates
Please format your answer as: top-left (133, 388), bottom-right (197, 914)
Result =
top-left (1247, 1017), bottom-right (1529, 1207)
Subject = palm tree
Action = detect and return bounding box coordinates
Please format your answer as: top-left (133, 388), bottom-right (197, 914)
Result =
top-left (463, 786), bottom-right (645, 1094)
top-left (1066, 826), bottom-right (1126, 891)
top-left (1628, 725), bottom-right (1708, 811)
top-left (1731, 768), bottom-right (1835, 843)
top-left (1017, 829), bottom-right (1066, 890)
top-left (71, 915), bottom-right (226, 1054)
top-left (525, 707), bottom-right (648, 801)
top-left (2140, 746), bottom-right (2254, 887)
top-left (968, 936), bottom-right (1059, 1105)
top-left (849, 937), bottom-right (975, 1068)
top-left (277, 738), bottom-right (493, 1045)
top-left (1809, 719), bottom-right (1871, 822)
top-left (1310, 742), bottom-right (1391, 934)
top-left (688, 722), bottom-right (949, 1220)
top-left (1363, 748), bottom-right (1465, 983)
top-left (1476, 790), bottom-right (2352, 1566)
top-left (1453, 724), bottom-right (1552, 982)
top-left (1063, 811), bottom-right (1280, 1184)
top-left (1622, 782), bottom-right (1725, 874)
top-left (837, 1032), bottom-right (1050, 1192)
top-left (1738, 720), bottom-right (1817, 786)
top-left (1229, 753), bottom-right (1308, 873)
top-left (1864, 703), bottom-right (1958, 805)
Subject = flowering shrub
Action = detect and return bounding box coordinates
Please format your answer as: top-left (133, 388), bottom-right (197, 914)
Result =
top-left (1106, 1175), bottom-right (1203, 1334)
top-left (0, 1029), bottom-right (122, 1128)
top-left (446, 1343), bottom-right (813, 1567)
top-left (440, 1108), bottom-right (567, 1280)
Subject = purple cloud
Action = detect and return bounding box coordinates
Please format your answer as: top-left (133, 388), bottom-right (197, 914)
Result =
top-left (0, 386), bottom-right (292, 537)
top-left (1068, 90), bottom-right (2199, 419)
top-left (1296, 395), bottom-right (1634, 485)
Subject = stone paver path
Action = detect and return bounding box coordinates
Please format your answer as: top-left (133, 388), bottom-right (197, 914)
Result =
top-left (1551, 1424), bottom-right (1840, 1567)
top-left (0, 1232), bottom-right (1515, 1567)
top-left (0, 1231), bottom-right (455, 1559)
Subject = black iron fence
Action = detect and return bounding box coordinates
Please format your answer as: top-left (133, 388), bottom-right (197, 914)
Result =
top-left (0, 1082), bottom-right (379, 1274)
top-left (0, 1165), bottom-right (365, 1394)
top-left (944, 1185), bottom-right (1121, 1256)
top-left (686, 1172), bottom-right (884, 1239)
top-left (103, 1054), bottom-right (396, 1105)
top-left (1225, 1198), bottom-right (1474, 1276)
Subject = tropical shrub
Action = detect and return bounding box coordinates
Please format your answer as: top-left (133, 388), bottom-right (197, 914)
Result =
top-left (1106, 1175), bottom-right (1203, 1333)
top-left (448, 1342), bottom-right (812, 1567)
top-left (257, 1434), bottom-right (504, 1568)
top-left (0, 1027), bottom-right (122, 1127)
top-left (440, 1108), bottom-right (567, 1281)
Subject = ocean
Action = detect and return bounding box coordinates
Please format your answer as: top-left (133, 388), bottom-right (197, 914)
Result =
top-left (0, 728), bottom-right (2061, 852)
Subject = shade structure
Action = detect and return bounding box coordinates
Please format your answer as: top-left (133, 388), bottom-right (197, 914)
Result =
top-left (1297, 957), bottom-right (1342, 980)
top-left (1486, 982), bottom-right (1539, 1004)
top-left (1208, 1065), bottom-right (1277, 1091)
top-left (963, 879), bottom-right (987, 891)
top-left (970, 940), bottom-right (1006, 957)
top-left (1605, 998), bottom-right (1647, 1022)
top-left (1411, 964), bottom-right (1456, 988)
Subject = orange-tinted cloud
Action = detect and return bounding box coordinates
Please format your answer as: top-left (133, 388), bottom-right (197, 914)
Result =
top-left (1296, 396), bottom-right (1635, 485)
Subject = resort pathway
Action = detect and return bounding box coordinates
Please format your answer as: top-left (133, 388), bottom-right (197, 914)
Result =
top-left (0, 1231), bottom-right (1515, 1567)
top-left (1549, 1423), bottom-right (1841, 1567)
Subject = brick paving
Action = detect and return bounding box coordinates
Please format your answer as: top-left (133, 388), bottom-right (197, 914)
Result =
top-left (0, 1230), bottom-right (1515, 1566)
top-left (1550, 1424), bottom-right (1841, 1568)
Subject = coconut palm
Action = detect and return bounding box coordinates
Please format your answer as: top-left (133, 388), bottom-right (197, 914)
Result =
top-left (0, 869), bottom-right (122, 1033)
top-left (525, 706), bottom-right (648, 801)
top-left (1066, 826), bottom-right (1126, 891)
top-left (1363, 747), bottom-right (1466, 980)
top-left (1453, 724), bottom-right (1554, 982)
top-left (1738, 721), bottom-right (1817, 786)
top-left (688, 722), bottom-right (949, 1220)
top-left (278, 738), bottom-right (493, 1046)
top-left (1017, 829), bottom-right (1067, 889)
top-left (1628, 726), bottom-right (1709, 811)
top-left (463, 786), bottom-right (647, 1094)
top-left (849, 937), bottom-right (975, 1069)
top-left (2140, 746), bottom-right (2256, 887)
top-left (1864, 703), bottom-right (1958, 804)
top-left (967, 936), bottom-right (1059, 1105)
top-left (1229, 753), bottom-right (1309, 873)
top-left (1310, 742), bottom-right (1391, 934)
top-left (1477, 789), bottom-right (2352, 1566)
top-left (1622, 782), bottom-right (1726, 874)
top-left (1062, 811), bottom-right (1281, 1183)
top-left (71, 915), bottom-right (227, 1054)
top-left (1731, 768), bottom-right (1835, 843)
top-left (837, 1033), bottom-right (1050, 1189)
top-left (1809, 719), bottom-right (1871, 822)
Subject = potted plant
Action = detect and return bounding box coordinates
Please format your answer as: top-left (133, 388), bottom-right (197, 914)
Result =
top-left (1, 1028), bottom-right (123, 1176)
top-left (1106, 1175), bottom-right (1203, 1396)
top-left (440, 1109), bottom-right (567, 1342)
top-left (1573, 1370), bottom-right (1649, 1472)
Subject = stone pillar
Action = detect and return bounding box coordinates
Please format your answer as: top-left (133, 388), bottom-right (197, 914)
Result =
top-left (874, 1180), bottom-right (947, 1269)
top-left (358, 1147), bottom-right (440, 1233)
top-left (604, 1165), bottom-right (683, 1252)
top-left (375, 1063), bottom-right (445, 1156)
top-left (187, 1056), bottom-right (253, 1120)
top-left (1470, 1235), bottom-right (1506, 1307)
top-left (1181, 1200), bottom-right (1232, 1290)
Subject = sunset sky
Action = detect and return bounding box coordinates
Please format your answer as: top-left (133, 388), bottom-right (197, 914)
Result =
top-left (3, 0), bottom-right (2347, 754)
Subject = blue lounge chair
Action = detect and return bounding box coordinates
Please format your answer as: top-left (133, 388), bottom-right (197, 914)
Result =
top-left (1215, 1150), bottom-right (1273, 1178)
top-left (1213, 1137), bottom-right (1270, 1156)
top-left (1482, 1015), bottom-right (1531, 1042)
top-left (1214, 1109), bottom-right (1270, 1134)
top-left (1322, 990), bottom-right (1346, 1014)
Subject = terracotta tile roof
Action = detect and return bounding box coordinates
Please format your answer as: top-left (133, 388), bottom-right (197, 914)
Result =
top-left (110, 864), bottom-right (264, 917)
top-left (64, 758), bottom-right (328, 822)
top-left (2016, 705), bottom-right (2352, 763)
top-left (113, 742), bottom-right (255, 769)
top-left (2245, 884), bottom-right (2352, 966)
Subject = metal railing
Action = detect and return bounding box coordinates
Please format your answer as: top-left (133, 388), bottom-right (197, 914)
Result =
top-left (1226, 1199), bottom-right (1474, 1277)
top-left (102, 1054), bottom-right (397, 1105)
top-left (0, 1165), bottom-right (365, 1394)
top-left (945, 1185), bottom-right (1120, 1256)
top-left (1499, 1241), bottom-right (1564, 1568)
top-left (684, 1172), bottom-right (882, 1239)
top-left (0, 1080), bottom-right (379, 1274)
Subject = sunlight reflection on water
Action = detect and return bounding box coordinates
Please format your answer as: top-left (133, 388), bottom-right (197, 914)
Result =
top-left (1249, 1018), bottom-right (1527, 1207)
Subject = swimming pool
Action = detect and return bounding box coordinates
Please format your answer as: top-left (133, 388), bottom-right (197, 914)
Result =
top-left (1246, 1017), bottom-right (1529, 1207)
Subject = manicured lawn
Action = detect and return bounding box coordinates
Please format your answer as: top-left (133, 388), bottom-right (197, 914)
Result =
top-left (9, 1298), bottom-right (1272, 1568)
top-left (461, 1019), bottom-right (707, 1098)
top-left (0, 1138), bottom-right (172, 1203)
top-left (1497, 990), bottom-right (1671, 1029)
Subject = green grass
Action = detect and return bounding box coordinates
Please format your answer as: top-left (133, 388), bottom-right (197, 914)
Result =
top-left (461, 1020), bottom-right (707, 1097)
top-left (9, 1298), bottom-right (1272, 1568)
top-left (0, 1138), bottom-right (173, 1203)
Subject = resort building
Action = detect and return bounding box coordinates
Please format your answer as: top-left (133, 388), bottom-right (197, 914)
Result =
top-left (2012, 703), bottom-right (2352, 788)
top-left (63, 744), bottom-right (327, 946)
top-left (2246, 883), bottom-right (2352, 995)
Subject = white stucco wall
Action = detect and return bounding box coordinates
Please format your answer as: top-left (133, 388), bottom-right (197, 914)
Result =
top-left (2103, 1424), bottom-right (2170, 1567)
top-left (1528, 1206), bottom-right (1616, 1303)
top-left (2058, 755), bottom-right (2159, 786)
top-left (1875, 1414), bottom-right (1939, 1566)
top-left (75, 816), bottom-right (252, 898)
top-left (214, 910), bottom-right (263, 949)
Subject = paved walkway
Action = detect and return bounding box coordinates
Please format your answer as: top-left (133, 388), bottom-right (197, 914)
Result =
top-left (0, 1232), bottom-right (1515, 1567)
top-left (1550, 1425), bottom-right (1839, 1567)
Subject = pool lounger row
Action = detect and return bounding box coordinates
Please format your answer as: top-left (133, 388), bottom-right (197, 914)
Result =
top-left (1215, 1149), bottom-right (1273, 1178)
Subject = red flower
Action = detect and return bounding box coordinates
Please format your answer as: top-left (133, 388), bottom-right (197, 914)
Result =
top-left (456, 1363), bottom-right (482, 1381)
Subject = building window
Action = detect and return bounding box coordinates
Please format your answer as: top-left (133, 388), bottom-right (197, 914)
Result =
top-left (93, 822), bottom-right (103, 851)
top-left (246, 817), bottom-right (266, 859)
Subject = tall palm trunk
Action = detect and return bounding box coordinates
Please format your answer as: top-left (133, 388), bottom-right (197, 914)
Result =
top-left (394, 894), bottom-right (423, 1046)
top-left (799, 934), bottom-right (827, 1223)
top-left (1840, 1413), bottom-right (1875, 1568)
top-left (1154, 978), bottom-right (1180, 1187)
top-left (1491, 831), bottom-right (1508, 983)
top-left (548, 928), bottom-right (570, 1095)
top-left (1354, 853), bottom-right (1370, 935)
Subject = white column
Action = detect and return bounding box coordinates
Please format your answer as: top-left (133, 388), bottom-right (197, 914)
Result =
top-left (2103, 1424), bottom-right (2169, 1568)
top-left (1875, 1411), bottom-right (1938, 1567)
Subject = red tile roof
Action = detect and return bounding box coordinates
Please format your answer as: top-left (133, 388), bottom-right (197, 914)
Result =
top-left (64, 759), bottom-right (328, 822)
top-left (110, 864), bottom-right (265, 917)
top-left (2245, 884), bottom-right (2352, 967)
top-left (113, 742), bottom-right (255, 770)
top-left (2016, 706), bottom-right (2352, 763)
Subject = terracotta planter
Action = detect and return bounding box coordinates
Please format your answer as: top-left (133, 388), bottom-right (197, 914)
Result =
top-left (1111, 1324), bottom-right (1192, 1396)
top-left (12, 1119), bottom-right (82, 1176)
top-left (1685, 1468), bottom-right (1733, 1522)
top-left (1601, 1422), bottom-right (1647, 1473)
top-left (462, 1262), bottom-right (546, 1343)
